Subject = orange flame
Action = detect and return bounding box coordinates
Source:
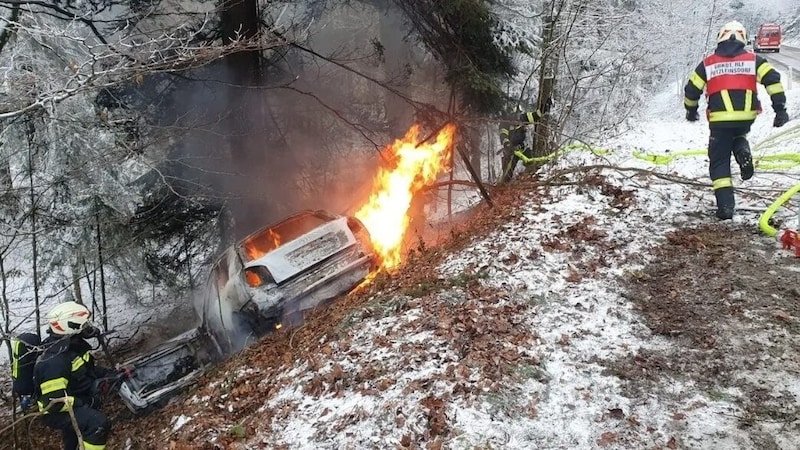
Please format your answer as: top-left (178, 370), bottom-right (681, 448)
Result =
top-left (243, 229), bottom-right (281, 261)
top-left (356, 124), bottom-right (456, 270)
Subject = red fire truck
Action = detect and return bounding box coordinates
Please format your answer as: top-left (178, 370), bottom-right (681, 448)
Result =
top-left (753, 23), bottom-right (782, 53)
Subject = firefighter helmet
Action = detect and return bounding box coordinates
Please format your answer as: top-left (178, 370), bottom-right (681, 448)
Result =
top-left (47, 301), bottom-right (92, 335)
top-left (717, 21), bottom-right (747, 44)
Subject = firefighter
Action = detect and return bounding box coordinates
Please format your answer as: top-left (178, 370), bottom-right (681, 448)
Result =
top-left (684, 20), bottom-right (789, 220)
top-left (499, 103), bottom-right (548, 183)
top-left (34, 301), bottom-right (114, 450)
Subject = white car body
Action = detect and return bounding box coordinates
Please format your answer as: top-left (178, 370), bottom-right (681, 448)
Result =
top-left (118, 210), bottom-right (377, 413)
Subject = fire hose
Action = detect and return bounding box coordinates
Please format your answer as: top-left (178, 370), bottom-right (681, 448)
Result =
top-left (632, 149), bottom-right (800, 169)
top-left (759, 182), bottom-right (800, 257)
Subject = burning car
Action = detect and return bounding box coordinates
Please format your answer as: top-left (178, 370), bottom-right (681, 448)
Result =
top-left (118, 210), bottom-right (377, 413)
top-left (117, 124), bottom-right (457, 413)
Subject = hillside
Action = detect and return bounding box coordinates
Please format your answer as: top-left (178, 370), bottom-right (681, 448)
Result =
top-left (98, 174), bottom-right (799, 449)
top-left (7, 58), bottom-right (800, 450)
top-left (95, 90), bottom-right (798, 448)
top-left (2, 3), bottom-right (800, 450)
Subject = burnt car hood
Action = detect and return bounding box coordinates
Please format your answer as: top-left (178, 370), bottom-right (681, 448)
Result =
top-left (117, 328), bottom-right (222, 413)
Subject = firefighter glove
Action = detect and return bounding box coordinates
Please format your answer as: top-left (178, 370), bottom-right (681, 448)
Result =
top-left (774, 109), bottom-right (789, 128)
top-left (98, 380), bottom-right (112, 395)
top-left (118, 367), bottom-right (133, 379)
top-left (19, 395), bottom-right (33, 410)
top-left (685, 109), bottom-right (699, 122)
top-left (78, 325), bottom-right (100, 339)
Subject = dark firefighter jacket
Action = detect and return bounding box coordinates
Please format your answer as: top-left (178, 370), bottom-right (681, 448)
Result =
top-left (34, 335), bottom-right (103, 413)
top-left (684, 40), bottom-right (785, 127)
top-left (500, 110), bottom-right (544, 149)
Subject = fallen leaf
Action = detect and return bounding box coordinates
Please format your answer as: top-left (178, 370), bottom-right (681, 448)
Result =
top-left (566, 268), bottom-right (583, 283)
top-left (597, 432), bottom-right (618, 447)
top-left (608, 408), bottom-right (625, 420)
top-left (773, 310), bottom-right (792, 322)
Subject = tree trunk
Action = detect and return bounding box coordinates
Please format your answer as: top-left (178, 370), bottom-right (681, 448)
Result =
top-left (219, 0), bottom-right (266, 236)
top-left (0, 159), bottom-right (15, 208)
top-left (466, 124), bottom-right (482, 183)
top-left (377, 1), bottom-right (415, 136)
top-left (25, 118), bottom-right (41, 339)
top-left (95, 211), bottom-right (108, 331)
top-left (1, 253), bottom-right (9, 357)
top-left (532, 10), bottom-right (561, 159)
top-left (71, 258), bottom-right (83, 305)
top-left (220, 0), bottom-right (260, 84)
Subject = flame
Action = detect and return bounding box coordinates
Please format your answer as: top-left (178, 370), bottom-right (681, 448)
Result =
top-left (245, 270), bottom-right (261, 287)
top-left (356, 124), bottom-right (456, 270)
top-left (243, 229), bottom-right (282, 261)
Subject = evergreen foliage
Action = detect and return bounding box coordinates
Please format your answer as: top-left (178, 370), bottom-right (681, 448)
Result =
top-left (392, 0), bottom-right (523, 113)
top-left (129, 169), bottom-right (224, 288)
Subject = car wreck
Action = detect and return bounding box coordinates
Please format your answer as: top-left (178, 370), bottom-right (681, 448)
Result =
top-left (118, 210), bottom-right (377, 413)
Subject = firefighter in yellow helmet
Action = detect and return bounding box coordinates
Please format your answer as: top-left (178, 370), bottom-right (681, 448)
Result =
top-left (684, 20), bottom-right (788, 219)
top-left (34, 301), bottom-right (113, 450)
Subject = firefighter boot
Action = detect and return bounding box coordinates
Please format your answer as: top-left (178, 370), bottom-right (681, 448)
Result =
top-left (732, 137), bottom-right (754, 180)
top-left (714, 187), bottom-right (735, 220)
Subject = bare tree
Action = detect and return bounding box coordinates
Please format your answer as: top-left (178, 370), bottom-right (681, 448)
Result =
top-left (0, 1), bottom-right (303, 348)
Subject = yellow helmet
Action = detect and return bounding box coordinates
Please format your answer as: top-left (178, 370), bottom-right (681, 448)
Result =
top-left (47, 301), bottom-right (92, 335)
top-left (717, 21), bottom-right (747, 44)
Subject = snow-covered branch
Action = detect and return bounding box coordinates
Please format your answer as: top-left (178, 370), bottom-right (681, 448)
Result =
top-left (0, 6), bottom-right (291, 120)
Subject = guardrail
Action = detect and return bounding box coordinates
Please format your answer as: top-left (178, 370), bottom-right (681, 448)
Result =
top-left (766, 45), bottom-right (798, 87)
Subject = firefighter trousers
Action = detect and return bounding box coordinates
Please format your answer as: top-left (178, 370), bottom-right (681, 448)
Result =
top-left (40, 406), bottom-right (110, 450)
top-left (500, 146), bottom-right (532, 183)
top-left (708, 125), bottom-right (751, 216)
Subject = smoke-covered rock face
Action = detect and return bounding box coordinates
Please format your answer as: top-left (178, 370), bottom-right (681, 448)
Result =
top-left (159, 1), bottom-right (448, 241)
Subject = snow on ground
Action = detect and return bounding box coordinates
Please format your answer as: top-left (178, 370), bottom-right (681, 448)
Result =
top-left (157, 73), bottom-right (800, 449)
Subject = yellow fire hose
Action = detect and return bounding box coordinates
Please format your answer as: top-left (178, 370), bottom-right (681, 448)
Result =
top-left (517, 140), bottom-right (800, 170)
top-left (631, 149), bottom-right (800, 170)
top-left (758, 182), bottom-right (800, 237)
top-left (559, 142), bottom-right (799, 251)
top-left (513, 143), bottom-right (611, 165)
top-left (632, 149), bottom-right (706, 164)
top-left (547, 140), bottom-right (800, 253)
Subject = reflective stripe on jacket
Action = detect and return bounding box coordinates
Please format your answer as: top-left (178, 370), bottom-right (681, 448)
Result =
top-left (34, 336), bottom-right (96, 414)
top-left (499, 110), bottom-right (543, 148)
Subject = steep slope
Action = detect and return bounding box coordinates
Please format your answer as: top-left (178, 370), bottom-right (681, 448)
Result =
top-left (14, 82), bottom-right (799, 450)
top-left (106, 158), bottom-right (800, 449)
top-left (101, 77), bottom-right (800, 449)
